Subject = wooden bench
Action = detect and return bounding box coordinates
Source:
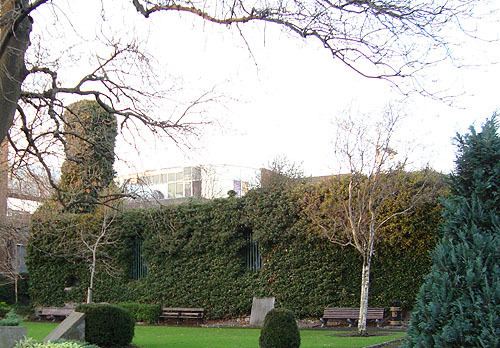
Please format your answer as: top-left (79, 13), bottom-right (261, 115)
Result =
top-left (35, 306), bottom-right (74, 321)
top-left (320, 307), bottom-right (385, 327)
top-left (160, 307), bottom-right (204, 324)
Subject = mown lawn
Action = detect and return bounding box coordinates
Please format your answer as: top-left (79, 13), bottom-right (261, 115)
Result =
top-left (24, 322), bottom-right (405, 348)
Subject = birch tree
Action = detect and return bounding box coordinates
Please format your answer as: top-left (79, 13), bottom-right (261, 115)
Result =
top-left (81, 209), bottom-right (118, 304)
top-left (304, 107), bottom-right (435, 335)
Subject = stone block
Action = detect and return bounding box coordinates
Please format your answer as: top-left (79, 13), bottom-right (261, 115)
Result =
top-left (250, 297), bottom-right (275, 327)
top-left (0, 326), bottom-right (27, 348)
top-left (44, 311), bottom-right (85, 342)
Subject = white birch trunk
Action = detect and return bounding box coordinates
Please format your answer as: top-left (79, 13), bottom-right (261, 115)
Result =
top-left (86, 247), bottom-right (97, 303)
top-left (358, 258), bottom-right (371, 335)
top-left (86, 271), bottom-right (94, 303)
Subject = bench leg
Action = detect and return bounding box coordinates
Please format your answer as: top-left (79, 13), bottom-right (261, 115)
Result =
top-left (347, 319), bottom-right (355, 328)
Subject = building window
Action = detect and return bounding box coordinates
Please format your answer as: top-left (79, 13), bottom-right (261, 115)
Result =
top-left (131, 238), bottom-right (147, 280)
top-left (233, 180), bottom-right (250, 197)
top-left (134, 166), bottom-right (203, 200)
top-left (159, 167), bottom-right (199, 199)
top-left (244, 230), bottom-right (261, 271)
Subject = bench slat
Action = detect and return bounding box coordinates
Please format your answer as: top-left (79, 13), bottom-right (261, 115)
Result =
top-left (160, 307), bottom-right (204, 322)
top-left (162, 307), bottom-right (204, 312)
top-left (36, 306), bottom-right (74, 320)
top-left (322, 307), bottom-right (385, 321)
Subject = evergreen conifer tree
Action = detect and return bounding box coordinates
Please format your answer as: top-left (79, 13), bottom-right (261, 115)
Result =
top-left (406, 116), bottom-right (499, 347)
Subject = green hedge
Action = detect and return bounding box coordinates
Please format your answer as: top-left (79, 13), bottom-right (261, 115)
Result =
top-left (0, 301), bottom-right (9, 317)
top-left (28, 175), bottom-right (446, 318)
top-left (117, 302), bottom-right (161, 324)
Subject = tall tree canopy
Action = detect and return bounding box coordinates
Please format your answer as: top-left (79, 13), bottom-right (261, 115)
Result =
top-left (406, 116), bottom-right (500, 347)
top-left (0, 0), bottom-right (494, 191)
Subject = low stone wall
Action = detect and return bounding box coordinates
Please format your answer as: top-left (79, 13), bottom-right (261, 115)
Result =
top-left (0, 326), bottom-right (27, 348)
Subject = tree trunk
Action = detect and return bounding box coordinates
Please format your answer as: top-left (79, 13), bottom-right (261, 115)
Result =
top-left (358, 258), bottom-right (371, 336)
top-left (86, 287), bottom-right (93, 303)
top-left (0, 0), bottom-right (32, 142)
top-left (86, 272), bottom-right (94, 303)
top-left (14, 274), bottom-right (18, 303)
top-left (87, 250), bottom-right (96, 303)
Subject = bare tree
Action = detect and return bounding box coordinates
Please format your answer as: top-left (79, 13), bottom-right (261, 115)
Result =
top-left (81, 208), bottom-right (118, 303)
top-left (0, 214), bottom-right (29, 303)
top-left (259, 155), bottom-right (305, 188)
top-left (0, 0), bottom-right (493, 156)
top-left (30, 205), bottom-right (122, 304)
top-left (304, 107), bottom-right (437, 335)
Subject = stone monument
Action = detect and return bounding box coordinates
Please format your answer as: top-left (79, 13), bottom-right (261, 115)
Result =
top-left (250, 297), bottom-right (275, 327)
top-left (44, 311), bottom-right (85, 342)
top-left (0, 326), bottom-right (27, 348)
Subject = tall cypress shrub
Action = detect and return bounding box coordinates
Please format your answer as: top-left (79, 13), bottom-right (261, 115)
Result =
top-left (406, 116), bottom-right (500, 347)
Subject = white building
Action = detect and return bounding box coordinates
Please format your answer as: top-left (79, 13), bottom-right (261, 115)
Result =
top-left (118, 164), bottom-right (260, 201)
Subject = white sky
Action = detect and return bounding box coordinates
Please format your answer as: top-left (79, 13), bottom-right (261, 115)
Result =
top-left (30, 0), bottom-right (500, 177)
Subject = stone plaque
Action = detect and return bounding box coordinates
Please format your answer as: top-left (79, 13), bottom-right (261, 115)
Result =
top-left (250, 297), bottom-right (275, 327)
top-left (44, 311), bottom-right (85, 342)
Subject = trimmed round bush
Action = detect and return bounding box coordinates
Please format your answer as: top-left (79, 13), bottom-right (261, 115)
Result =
top-left (259, 308), bottom-right (300, 348)
top-left (76, 304), bottom-right (134, 347)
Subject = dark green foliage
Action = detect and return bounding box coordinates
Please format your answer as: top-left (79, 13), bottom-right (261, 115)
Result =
top-left (0, 309), bottom-right (20, 326)
top-left (0, 301), bottom-right (10, 317)
top-left (117, 302), bottom-right (161, 324)
top-left (0, 274), bottom-right (30, 305)
top-left (28, 174), bottom-right (445, 318)
top-left (406, 116), bottom-right (500, 347)
top-left (76, 303), bottom-right (134, 347)
top-left (27, 211), bottom-right (128, 306)
top-left (11, 304), bottom-right (33, 319)
top-left (259, 308), bottom-right (301, 348)
top-left (58, 100), bottom-right (117, 213)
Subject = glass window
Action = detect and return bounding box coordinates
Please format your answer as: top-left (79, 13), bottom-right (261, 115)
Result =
top-left (161, 174), bottom-right (169, 184)
top-left (153, 175), bottom-right (161, 184)
top-left (168, 183), bottom-right (175, 198)
top-left (176, 182), bottom-right (184, 197)
top-left (167, 173), bottom-right (176, 182)
top-left (175, 172), bottom-right (184, 181)
top-left (183, 167), bottom-right (192, 180)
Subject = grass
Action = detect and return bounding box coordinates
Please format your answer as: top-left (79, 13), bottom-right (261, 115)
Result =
top-left (23, 322), bottom-right (405, 348)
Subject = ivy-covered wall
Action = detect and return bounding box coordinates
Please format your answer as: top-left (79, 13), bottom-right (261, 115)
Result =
top-left (27, 176), bottom-right (445, 319)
